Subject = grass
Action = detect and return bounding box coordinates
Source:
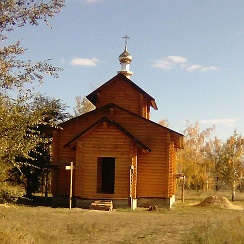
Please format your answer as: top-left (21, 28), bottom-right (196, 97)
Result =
top-left (182, 217), bottom-right (244, 244)
top-left (0, 190), bottom-right (244, 244)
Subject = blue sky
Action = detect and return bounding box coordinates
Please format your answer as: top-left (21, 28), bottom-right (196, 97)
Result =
top-left (7, 0), bottom-right (244, 140)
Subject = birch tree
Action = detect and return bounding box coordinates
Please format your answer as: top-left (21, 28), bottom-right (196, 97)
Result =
top-left (73, 96), bottom-right (95, 116)
top-left (219, 132), bottom-right (244, 201)
top-left (177, 121), bottom-right (215, 190)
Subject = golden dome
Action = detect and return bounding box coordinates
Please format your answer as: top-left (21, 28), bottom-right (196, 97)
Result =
top-left (119, 46), bottom-right (132, 64)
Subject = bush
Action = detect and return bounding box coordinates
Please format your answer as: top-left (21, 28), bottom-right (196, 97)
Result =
top-left (0, 182), bottom-right (24, 204)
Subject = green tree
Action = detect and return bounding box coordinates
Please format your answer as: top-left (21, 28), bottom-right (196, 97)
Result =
top-left (0, 0), bottom-right (65, 90)
top-left (8, 95), bottom-right (70, 197)
top-left (0, 0), bottom-right (65, 199)
top-left (0, 0), bottom-right (65, 166)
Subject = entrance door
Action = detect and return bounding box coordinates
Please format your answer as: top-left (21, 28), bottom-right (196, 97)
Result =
top-left (97, 157), bottom-right (115, 194)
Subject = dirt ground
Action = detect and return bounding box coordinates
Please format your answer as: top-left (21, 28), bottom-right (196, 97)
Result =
top-left (1, 196), bottom-right (244, 244)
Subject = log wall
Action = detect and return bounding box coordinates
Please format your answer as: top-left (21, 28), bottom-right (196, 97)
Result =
top-left (95, 78), bottom-right (149, 118)
top-left (51, 103), bottom-right (179, 199)
top-left (74, 122), bottom-right (134, 199)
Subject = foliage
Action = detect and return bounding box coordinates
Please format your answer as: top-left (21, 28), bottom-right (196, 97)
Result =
top-left (0, 95), bottom-right (48, 166)
top-left (7, 95), bottom-right (70, 197)
top-left (73, 96), bottom-right (95, 116)
top-left (177, 121), bottom-right (244, 200)
top-left (0, 0), bottom-right (65, 197)
top-left (0, 0), bottom-right (65, 90)
top-left (0, 182), bottom-right (24, 204)
top-left (208, 131), bottom-right (244, 200)
top-left (219, 132), bottom-right (244, 185)
top-left (158, 119), bottom-right (169, 128)
top-left (177, 121), bottom-right (215, 190)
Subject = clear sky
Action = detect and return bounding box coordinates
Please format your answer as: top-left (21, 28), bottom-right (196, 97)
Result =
top-left (7, 0), bottom-right (244, 140)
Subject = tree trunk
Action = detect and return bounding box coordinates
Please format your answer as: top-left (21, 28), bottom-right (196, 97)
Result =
top-left (26, 167), bottom-right (32, 198)
top-left (231, 180), bottom-right (236, 202)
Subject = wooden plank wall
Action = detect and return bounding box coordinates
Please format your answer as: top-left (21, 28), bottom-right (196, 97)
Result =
top-left (95, 78), bottom-right (149, 118)
top-left (51, 104), bottom-right (180, 199)
top-left (75, 122), bottom-right (133, 199)
top-left (108, 108), bottom-right (171, 198)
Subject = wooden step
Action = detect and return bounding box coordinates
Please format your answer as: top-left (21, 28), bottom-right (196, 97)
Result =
top-left (90, 200), bottom-right (113, 211)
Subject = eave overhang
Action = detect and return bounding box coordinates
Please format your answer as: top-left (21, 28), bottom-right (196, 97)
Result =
top-left (64, 116), bottom-right (151, 152)
top-left (86, 73), bottom-right (158, 110)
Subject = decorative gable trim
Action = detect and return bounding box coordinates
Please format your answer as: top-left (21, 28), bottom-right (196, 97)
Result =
top-left (64, 116), bottom-right (151, 152)
top-left (86, 73), bottom-right (158, 110)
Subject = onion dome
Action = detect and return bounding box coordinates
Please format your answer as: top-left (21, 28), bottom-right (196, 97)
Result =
top-left (119, 46), bottom-right (132, 64)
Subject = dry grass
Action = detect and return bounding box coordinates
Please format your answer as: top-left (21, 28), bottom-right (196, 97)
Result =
top-left (0, 190), bottom-right (244, 244)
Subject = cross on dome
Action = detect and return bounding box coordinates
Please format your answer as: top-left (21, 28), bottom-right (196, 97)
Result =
top-left (122, 35), bottom-right (130, 46)
top-left (118, 35), bottom-right (133, 78)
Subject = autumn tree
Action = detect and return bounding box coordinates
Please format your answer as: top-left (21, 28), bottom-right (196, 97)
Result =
top-left (219, 132), bottom-right (244, 201)
top-left (158, 119), bottom-right (169, 128)
top-left (177, 121), bottom-right (215, 190)
top-left (204, 136), bottom-right (224, 191)
top-left (73, 96), bottom-right (95, 116)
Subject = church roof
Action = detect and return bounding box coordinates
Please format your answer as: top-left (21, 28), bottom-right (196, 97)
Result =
top-left (58, 102), bottom-right (183, 148)
top-left (64, 116), bottom-right (151, 152)
top-left (86, 73), bottom-right (158, 110)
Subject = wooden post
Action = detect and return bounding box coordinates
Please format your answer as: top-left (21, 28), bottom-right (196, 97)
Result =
top-left (44, 168), bottom-right (48, 206)
top-left (175, 173), bottom-right (185, 204)
top-left (182, 176), bottom-right (185, 204)
top-left (129, 165), bottom-right (134, 211)
top-left (69, 162), bottom-right (73, 209)
top-left (66, 162), bottom-right (74, 209)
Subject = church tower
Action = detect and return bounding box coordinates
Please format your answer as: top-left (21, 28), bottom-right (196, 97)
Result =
top-left (117, 35), bottom-right (133, 79)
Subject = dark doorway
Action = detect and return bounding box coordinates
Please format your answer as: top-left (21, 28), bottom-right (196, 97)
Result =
top-left (97, 157), bottom-right (115, 194)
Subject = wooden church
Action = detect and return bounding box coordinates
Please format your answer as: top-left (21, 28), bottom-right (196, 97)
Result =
top-left (51, 42), bottom-right (183, 209)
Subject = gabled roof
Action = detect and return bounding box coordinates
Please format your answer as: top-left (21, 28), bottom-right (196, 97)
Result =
top-left (64, 116), bottom-right (151, 152)
top-left (57, 102), bottom-right (183, 138)
top-left (86, 73), bottom-right (158, 110)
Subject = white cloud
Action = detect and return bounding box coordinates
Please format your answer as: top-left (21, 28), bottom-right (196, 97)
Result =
top-left (186, 64), bottom-right (220, 72)
top-left (201, 66), bottom-right (221, 72)
top-left (152, 55), bottom-right (220, 72)
top-left (70, 57), bottom-right (99, 66)
top-left (200, 119), bottom-right (236, 126)
top-left (186, 64), bottom-right (203, 72)
top-left (151, 60), bottom-right (174, 70)
top-left (168, 56), bottom-right (187, 64)
top-left (85, 0), bottom-right (100, 3)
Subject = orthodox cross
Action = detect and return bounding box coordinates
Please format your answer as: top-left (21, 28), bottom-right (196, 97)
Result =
top-left (122, 35), bottom-right (130, 46)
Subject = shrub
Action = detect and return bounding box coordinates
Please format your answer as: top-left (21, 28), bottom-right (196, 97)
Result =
top-left (0, 182), bottom-right (24, 204)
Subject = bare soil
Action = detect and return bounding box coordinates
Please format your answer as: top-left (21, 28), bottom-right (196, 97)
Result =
top-left (195, 195), bottom-right (243, 209)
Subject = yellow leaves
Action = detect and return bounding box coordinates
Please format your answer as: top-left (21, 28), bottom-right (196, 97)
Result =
top-left (177, 121), bottom-right (215, 189)
top-left (177, 121), bottom-right (244, 190)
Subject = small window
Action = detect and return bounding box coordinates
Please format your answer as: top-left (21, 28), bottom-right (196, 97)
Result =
top-left (97, 157), bottom-right (115, 194)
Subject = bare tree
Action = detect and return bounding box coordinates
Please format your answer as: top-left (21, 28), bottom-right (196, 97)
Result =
top-left (73, 96), bottom-right (95, 116)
